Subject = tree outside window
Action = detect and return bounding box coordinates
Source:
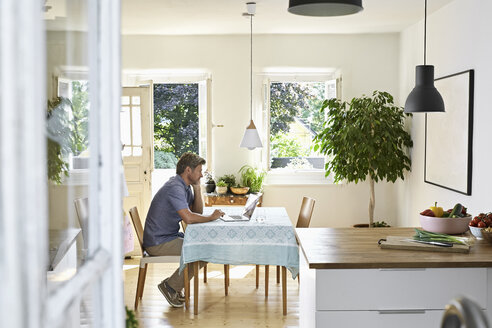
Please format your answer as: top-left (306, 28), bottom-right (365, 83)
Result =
top-left (269, 81), bottom-right (335, 170)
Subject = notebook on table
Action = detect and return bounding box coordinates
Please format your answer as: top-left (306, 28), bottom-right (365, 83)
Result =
top-left (220, 193), bottom-right (260, 222)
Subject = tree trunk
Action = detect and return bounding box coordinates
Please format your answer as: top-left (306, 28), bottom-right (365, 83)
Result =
top-left (368, 177), bottom-right (375, 227)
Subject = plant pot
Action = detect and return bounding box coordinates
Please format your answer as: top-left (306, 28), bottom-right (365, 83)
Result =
top-left (205, 182), bottom-right (216, 193)
top-left (216, 186), bottom-right (228, 195)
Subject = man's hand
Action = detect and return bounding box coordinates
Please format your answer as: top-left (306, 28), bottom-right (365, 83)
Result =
top-left (210, 209), bottom-right (224, 220)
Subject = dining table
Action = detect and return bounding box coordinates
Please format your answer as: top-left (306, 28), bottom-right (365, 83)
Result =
top-left (179, 206), bottom-right (299, 315)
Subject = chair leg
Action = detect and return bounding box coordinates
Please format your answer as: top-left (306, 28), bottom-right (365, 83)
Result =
top-left (134, 265), bottom-right (146, 310)
top-left (224, 264), bottom-right (229, 296)
top-left (297, 272), bottom-right (300, 285)
top-left (140, 264), bottom-right (148, 299)
top-left (255, 265), bottom-right (259, 289)
top-left (276, 265), bottom-right (280, 284)
top-left (265, 265), bottom-right (269, 298)
top-left (204, 263), bottom-right (207, 283)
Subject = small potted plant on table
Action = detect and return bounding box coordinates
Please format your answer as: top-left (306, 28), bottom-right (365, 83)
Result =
top-left (216, 180), bottom-right (228, 195)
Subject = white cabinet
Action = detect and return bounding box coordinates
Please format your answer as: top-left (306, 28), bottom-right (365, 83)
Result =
top-left (300, 250), bottom-right (489, 328)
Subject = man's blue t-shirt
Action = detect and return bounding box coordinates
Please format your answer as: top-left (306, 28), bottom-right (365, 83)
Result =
top-left (143, 175), bottom-right (193, 248)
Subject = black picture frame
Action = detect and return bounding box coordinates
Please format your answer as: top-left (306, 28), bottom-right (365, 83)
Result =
top-left (424, 69), bottom-right (474, 195)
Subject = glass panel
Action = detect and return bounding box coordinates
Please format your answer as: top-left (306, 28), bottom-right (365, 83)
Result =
top-left (121, 96), bottom-right (130, 105)
top-left (133, 147), bottom-right (142, 156)
top-left (120, 107), bottom-right (131, 146)
top-left (132, 106), bottom-right (141, 146)
top-left (269, 81), bottom-right (330, 170)
top-left (153, 83), bottom-right (199, 169)
top-left (122, 147), bottom-right (132, 157)
top-left (45, 0), bottom-right (92, 318)
top-left (131, 96), bottom-right (140, 105)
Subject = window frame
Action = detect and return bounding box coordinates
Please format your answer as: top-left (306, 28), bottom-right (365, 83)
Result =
top-left (260, 72), bottom-right (338, 185)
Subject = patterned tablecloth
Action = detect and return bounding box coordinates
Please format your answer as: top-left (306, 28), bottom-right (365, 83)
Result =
top-left (179, 207), bottom-right (299, 279)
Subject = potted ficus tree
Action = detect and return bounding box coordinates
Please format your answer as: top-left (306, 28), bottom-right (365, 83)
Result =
top-left (313, 91), bottom-right (413, 227)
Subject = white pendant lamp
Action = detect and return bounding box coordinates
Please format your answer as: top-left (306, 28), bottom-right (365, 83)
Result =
top-left (240, 2), bottom-right (262, 150)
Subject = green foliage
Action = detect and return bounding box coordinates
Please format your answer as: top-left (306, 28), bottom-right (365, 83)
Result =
top-left (239, 165), bottom-right (266, 193)
top-left (125, 306), bottom-right (139, 328)
top-left (70, 81), bottom-right (89, 156)
top-left (216, 180), bottom-right (227, 187)
top-left (46, 97), bottom-right (73, 183)
top-left (313, 91), bottom-right (413, 184)
top-left (270, 133), bottom-right (310, 158)
top-left (217, 174), bottom-right (236, 188)
top-left (154, 150), bottom-right (178, 169)
top-left (153, 84), bottom-right (199, 160)
top-left (270, 82), bottom-right (315, 135)
top-left (372, 221), bottom-right (391, 227)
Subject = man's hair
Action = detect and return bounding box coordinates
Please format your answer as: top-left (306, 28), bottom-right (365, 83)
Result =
top-left (176, 152), bottom-right (206, 175)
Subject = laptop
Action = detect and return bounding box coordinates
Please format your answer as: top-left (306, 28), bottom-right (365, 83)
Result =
top-left (220, 193), bottom-right (261, 222)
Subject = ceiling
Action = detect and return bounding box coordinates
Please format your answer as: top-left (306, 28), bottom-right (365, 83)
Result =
top-left (44, 0), bottom-right (454, 35)
top-left (120, 0), bottom-right (454, 35)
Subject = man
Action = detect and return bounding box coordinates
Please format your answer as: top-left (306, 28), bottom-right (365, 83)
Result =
top-left (143, 152), bottom-right (224, 307)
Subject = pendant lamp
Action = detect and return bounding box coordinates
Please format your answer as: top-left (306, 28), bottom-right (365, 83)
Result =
top-left (240, 2), bottom-right (262, 150)
top-left (288, 0), bottom-right (363, 17)
top-left (404, 0), bottom-right (444, 113)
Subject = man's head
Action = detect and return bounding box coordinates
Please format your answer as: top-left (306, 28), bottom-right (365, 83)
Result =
top-left (176, 152), bottom-right (206, 185)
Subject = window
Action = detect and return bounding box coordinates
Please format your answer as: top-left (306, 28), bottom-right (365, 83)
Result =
top-left (262, 73), bottom-right (338, 184)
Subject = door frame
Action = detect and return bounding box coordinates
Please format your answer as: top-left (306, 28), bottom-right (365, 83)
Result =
top-left (0, 0), bottom-right (123, 326)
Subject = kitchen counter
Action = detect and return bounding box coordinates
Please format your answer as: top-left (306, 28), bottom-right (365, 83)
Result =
top-left (296, 227), bottom-right (492, 269)
top-left (296, 227), bottom-right (492, 328)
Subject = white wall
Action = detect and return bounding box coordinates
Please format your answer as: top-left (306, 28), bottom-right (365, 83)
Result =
top-left (398, 0), bottom-right (492, 226)
top-left (122, 33), bottom-right (402, 226)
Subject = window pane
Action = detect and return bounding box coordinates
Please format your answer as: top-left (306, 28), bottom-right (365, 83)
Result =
top-left (132, 106), bottom-right (142, 146)
top-left (120, 107), bottom-right (131, 146)
top-left (45, 0), bottom-right (92, 308)
top-left (153, 83), bottom-right (199, 169)
top-left (131, 96), bottom-right (140, 105)
top-left (269, 81), bottom-right (331, 170)
top-left (133, 146), bottom-right (142, 156)
top-left (121, 96), bottom-right (130, 105)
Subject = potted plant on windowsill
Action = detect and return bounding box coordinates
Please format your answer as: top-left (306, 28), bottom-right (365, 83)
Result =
top-left (239, 165), bottom-right (266, 194)
top-left (204, 171), bottom-right (216, 193)
top-left (216, 180), bottom-right (228, 195)
top-left (313, 91), bottom-right (413, 227)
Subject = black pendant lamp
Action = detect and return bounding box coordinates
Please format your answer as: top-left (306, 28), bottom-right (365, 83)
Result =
top-left (404, 0), bottom-right (444, 113)
top-left (288, 0), bottom-right (363, 17)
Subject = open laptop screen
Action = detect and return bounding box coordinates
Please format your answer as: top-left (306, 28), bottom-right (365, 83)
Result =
top-left (242, 193), bottom-right (260, 219)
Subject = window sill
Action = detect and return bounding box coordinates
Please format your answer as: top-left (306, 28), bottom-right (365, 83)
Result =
top-left (265, 169), bottom-right (334, 185)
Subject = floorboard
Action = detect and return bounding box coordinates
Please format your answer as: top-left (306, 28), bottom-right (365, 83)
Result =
top-left (124, 258), bottom-right (299, 327)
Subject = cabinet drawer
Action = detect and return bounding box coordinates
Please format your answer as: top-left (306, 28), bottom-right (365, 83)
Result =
top-left (316, 268), bottom-right (487, 311)
top-left (316, 309), bottom-right (444, 328)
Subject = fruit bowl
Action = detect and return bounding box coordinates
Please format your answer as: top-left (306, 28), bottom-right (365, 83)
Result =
top-left (469, 225), bottom-right (483, 239)
top-left (230, 186), bottom-right (249, 195)
top-left (481, 229), bottom-right (492, 243)
top-left (419, 215), bottom-right (472, 234)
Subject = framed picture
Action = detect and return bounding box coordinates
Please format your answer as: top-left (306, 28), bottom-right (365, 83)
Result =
top-left (424, 69), bottom-right (474, 195)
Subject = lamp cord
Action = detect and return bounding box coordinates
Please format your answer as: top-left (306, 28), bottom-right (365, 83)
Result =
top-left (424, 0), bottom-right (427, 65)
top-left (250, 13), bottom-right (253, 120)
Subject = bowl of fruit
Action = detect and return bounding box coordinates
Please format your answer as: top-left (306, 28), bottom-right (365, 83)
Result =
top-left (468, 212), bottom-right (492, 239)
top-left (481, 227), bottom-right (492, 243)
top-left (419, 203), bottom-right (472, 234)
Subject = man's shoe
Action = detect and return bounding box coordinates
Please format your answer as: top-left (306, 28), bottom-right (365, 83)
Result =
top-left (158, 280), bottom-right (184, 308)
top-left (177, 290), bottom-right (185, 302)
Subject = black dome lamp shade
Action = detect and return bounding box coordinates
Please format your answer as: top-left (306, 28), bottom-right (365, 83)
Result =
top-left (288, 0), bottom-right (363, 17)
top-left (404, 0), bottom-right (444, 113)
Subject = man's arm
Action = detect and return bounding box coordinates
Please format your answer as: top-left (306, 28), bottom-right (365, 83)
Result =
top-left (190, 184), bottom-right (204, 214)
top-left (178, 207), bottom-right (223, 224)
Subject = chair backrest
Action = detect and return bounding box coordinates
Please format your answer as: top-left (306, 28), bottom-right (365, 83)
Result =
top-left (296, 197), bottom-right (315, 228)
top-left (180, 220), bottom-right (188, 232)
top-left (74, 197), bottom-right (89, 249)
top-left (128, 207), bottom-right (145, 254)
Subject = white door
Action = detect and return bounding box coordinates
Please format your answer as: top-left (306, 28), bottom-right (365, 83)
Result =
top-left (121, 86), bottom-right (153, 253)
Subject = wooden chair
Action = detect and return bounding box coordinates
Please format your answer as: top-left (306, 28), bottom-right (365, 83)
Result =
top-left (129, 207), bottom-right (181, 310)
top-left (74, 197), bottom-right (89, 261)
top-left (256, 196), bottom-right (315, 295)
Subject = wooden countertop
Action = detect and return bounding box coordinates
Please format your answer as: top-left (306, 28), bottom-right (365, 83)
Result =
top-left (296, 227), bottom-right (492, 269)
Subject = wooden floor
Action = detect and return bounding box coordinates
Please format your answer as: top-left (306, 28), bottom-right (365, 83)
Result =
top-left (123, 258), bottom-right (299, 327)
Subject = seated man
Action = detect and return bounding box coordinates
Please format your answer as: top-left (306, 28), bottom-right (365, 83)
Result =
top-left (143, 152), bottom-right (224, 307)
